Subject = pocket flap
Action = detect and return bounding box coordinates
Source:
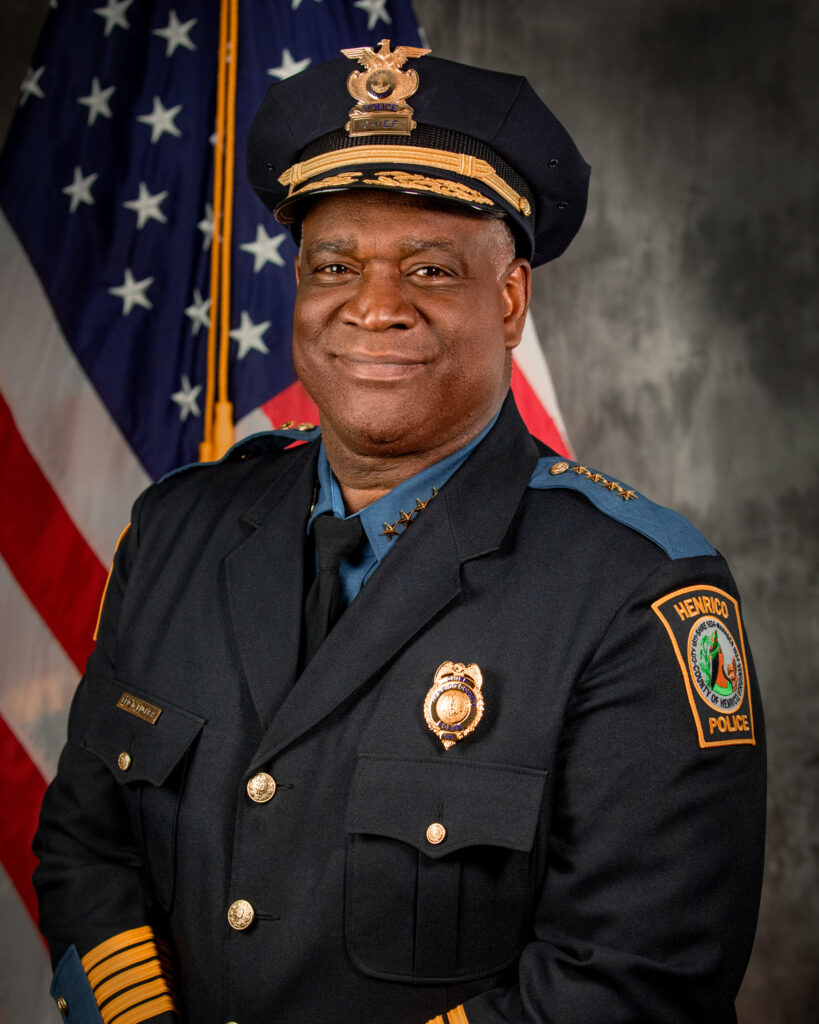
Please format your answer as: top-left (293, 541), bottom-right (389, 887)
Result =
top-left (346, 754), bottom-right (548, 859)
top-left (81, 683), bottom-right (205, 786)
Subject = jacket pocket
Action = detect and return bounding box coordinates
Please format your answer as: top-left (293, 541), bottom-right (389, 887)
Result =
top-left (81, 682), bottom-right (206, 913)
top-left (345, 753), bottom-right (548, 983)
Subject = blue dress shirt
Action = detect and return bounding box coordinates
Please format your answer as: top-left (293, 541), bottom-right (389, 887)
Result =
top-left (308, 412), bottom-right (499, 609)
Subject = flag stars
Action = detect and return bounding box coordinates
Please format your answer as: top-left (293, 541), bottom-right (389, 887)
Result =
top-left (122, 182), bottom-right (168, 229)
top-left (240, 225), bottom-right (287, 272)
top-left (108, 268), bottom-right (154, 315)
top-left (19, 66), bottom-right (45, 106)
top-left (230, 311), bottom-right (271, 359)
top-left (184, 288), bottom-right (212, 335)
top-left (153, 10), bottom-right (197, 57)
top-left (78, 77), bottom-right (115, 125)
top-left (137, 96), bottom-right (183, 143)
top-left (94, 0), bottom-right (133, 37)
top-left (291, 0), bottom-right (323, 9)
top-left (62, 167), bottom-right (98, 213)
top-left (354, 0), bottom-right (392, 30)
top-left (171, 375), bottom-right (202, 421)
top-left (198, 203), bottom-right (215, 250)
top-left (267, 48), bottom-right (311, 81)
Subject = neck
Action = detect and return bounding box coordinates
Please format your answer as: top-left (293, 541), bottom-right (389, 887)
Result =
top-left (321, 411), bottom-right (499, 514)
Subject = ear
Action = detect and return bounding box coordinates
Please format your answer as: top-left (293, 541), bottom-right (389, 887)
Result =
top-left (501, 259), bottom-right (531, 351)
top-left (294, 255), bottom-right (301, 285)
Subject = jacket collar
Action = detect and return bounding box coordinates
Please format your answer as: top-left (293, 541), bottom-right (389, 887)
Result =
top-left (226, 393), bottom-right (541, 766)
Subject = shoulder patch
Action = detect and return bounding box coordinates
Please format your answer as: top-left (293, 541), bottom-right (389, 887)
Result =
top-left (528, 457), bottom-right (716, 560)
top-left (652, 585), bottom-right (756, 748)
top-left (157, 424), bottom-right (322, 484)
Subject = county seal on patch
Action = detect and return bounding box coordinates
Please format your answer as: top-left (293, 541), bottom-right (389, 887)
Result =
top-left (652, 585), bottom-right (756, 748)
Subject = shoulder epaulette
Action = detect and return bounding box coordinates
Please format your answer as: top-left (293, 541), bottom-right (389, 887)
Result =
top-left (528, 456), bottom-right (716, 560)
top-left (157, 423), bottom-right (321, 484)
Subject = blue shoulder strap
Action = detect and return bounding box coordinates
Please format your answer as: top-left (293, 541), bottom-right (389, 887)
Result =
top-left (529, 456), bottom-right (716, 560)
top-left (158, 423), bottom-right (322, 484)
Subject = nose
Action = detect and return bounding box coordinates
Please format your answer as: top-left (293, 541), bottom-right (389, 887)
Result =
top-left (342, 264), bottom-right (416, 331)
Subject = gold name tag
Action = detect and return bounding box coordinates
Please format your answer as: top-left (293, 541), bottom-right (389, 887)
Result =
top-left (349, 112), bottom-right (413, 136)
top-left (117, 692), bottom-right (163, 725)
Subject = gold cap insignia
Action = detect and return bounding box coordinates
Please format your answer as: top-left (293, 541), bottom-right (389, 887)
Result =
top-left (424, 661), bottom-right (484, 750)
top-left (341, 39), bottom-right (431, 137)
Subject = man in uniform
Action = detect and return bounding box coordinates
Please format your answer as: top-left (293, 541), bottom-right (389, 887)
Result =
top-left (33, 42), bottom-right (765, 1024)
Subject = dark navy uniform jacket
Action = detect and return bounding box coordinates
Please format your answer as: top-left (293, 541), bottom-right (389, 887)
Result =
top-left (34, 395), bottom-right (765, 1024)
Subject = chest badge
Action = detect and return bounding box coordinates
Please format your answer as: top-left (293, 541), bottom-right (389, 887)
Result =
top-left (424, 661), bottom-right (485, 750)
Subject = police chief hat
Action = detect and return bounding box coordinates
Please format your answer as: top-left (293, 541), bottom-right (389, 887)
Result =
top-left (247, 40), bottom-right (590, 267)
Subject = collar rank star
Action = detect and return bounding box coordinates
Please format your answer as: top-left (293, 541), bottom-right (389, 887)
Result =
top-left (424, 661), bottom-right (485, 750)
top-left (341, 38), bottom-right (430, 137)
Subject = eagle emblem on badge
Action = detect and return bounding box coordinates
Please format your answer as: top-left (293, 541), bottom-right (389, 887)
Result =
top-left (424, 661), bottom-right (484, 750)
top-left (341, 39), bottom-right (431, 136)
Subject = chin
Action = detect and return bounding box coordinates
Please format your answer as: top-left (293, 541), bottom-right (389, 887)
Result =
top-left (331, 402), bottom-right (434, 455)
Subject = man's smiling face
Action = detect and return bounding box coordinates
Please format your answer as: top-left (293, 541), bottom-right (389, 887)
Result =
top-left (292, 190), bottom-right (530, 466)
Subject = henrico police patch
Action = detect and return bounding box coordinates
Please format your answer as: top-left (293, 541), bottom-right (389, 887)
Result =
top-left (652, 585), bottom-right (756, 748)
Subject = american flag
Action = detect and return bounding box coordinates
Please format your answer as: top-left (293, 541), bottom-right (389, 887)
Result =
top-left (0, 0), bottom-right (570, 1016)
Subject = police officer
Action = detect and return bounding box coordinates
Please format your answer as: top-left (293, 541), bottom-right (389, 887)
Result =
top-left (34, 41), bottom-right (765, 1024)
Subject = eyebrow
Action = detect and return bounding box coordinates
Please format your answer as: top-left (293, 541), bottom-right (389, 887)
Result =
top-left (303, 237), bottom-right (466, 259)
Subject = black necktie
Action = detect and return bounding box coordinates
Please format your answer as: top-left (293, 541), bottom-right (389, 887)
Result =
top-left (303, 513), bottom-right (365, 664)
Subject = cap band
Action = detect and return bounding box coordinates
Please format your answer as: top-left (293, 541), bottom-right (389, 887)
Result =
top-left (278, 144), bottom-right (532, 216)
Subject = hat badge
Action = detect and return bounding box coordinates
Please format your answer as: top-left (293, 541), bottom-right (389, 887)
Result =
top-left (424, 661), bottom-right (485, 750)
top-left (341, 38), bottom-right (431, 137)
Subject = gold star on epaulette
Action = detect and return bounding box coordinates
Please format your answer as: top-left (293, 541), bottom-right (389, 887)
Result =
top-left (548, 460), bottom-right (638, 502)
top-left (398, 510), bottom-right (414, 527)
top-left (381, 521), bottom-right (400, 541)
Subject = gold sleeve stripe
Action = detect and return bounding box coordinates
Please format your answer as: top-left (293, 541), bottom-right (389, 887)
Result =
top-left (278, 145), bottom-right (530, 215)
top-left (86, 941), bottom-right (158, 987)
top-left (447, 1007), bottom-right (470, 1024)
top-left (425, 1017), bottom-right (445, 1024)
top-left (108, 993), bottom-right (176, 1024)
top-left (94, 959), bottom-right (166, 1005)
top-left (94, 523), bottom-right (131, 642)
top-left (81, 925), bottom-right (154, 972)
top-left (100, 977), bottom-right (173, 1024)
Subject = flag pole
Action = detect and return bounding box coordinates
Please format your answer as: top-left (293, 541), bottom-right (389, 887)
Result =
top-left (200, 0), bottom-right (237, 462)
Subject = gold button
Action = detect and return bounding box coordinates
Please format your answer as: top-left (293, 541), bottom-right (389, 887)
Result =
top-left (549, 461), bottom-right (570, 475)
top-left (227, 899), bottom-right (255, 930)
top-left (246, 772), bottom-right (277, 803)
top-left (56, 996), bottom-right (69, 1015)
top-left (117, 751), bottom-right (131, 771)
top-left (426, 822), bottom-right (446, 845)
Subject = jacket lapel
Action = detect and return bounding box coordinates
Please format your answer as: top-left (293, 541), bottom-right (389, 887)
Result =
top-left (225, 442), bottom-right (318, 729)
top-left (247, 395), bottom-right (541, 770)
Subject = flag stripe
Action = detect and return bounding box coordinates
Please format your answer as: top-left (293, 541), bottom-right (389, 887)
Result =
top-left (510, 361), bottom-right (569, 456)
top-left (0, 864), bottom-right (53, 1021)
top-left (0, 213), bottom-right (150, 564)
top-left (259, 379), bottom-right (321, 431)
top-left (0, 557), bottom-right (79, 781)
top-left (0, 392), bottom-right (106, 673)
top-left (0, 712), bottom-right (46, 924)
top-left (514, 313), bottom-right (572, 454)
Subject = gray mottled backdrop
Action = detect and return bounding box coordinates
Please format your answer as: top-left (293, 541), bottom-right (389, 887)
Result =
top-left (2, 1), bottom-right (817, 1021)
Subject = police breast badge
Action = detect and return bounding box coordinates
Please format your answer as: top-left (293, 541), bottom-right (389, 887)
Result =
top-left (652, 585), bottom-right (756, 748)
top-left (341, 39), bottom-right (430, 137)
top-left (424, 661), bottom-right (485, 750)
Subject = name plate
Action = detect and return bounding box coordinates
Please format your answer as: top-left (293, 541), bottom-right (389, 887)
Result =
top-left (117, 692), bottom-right (163, 725)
